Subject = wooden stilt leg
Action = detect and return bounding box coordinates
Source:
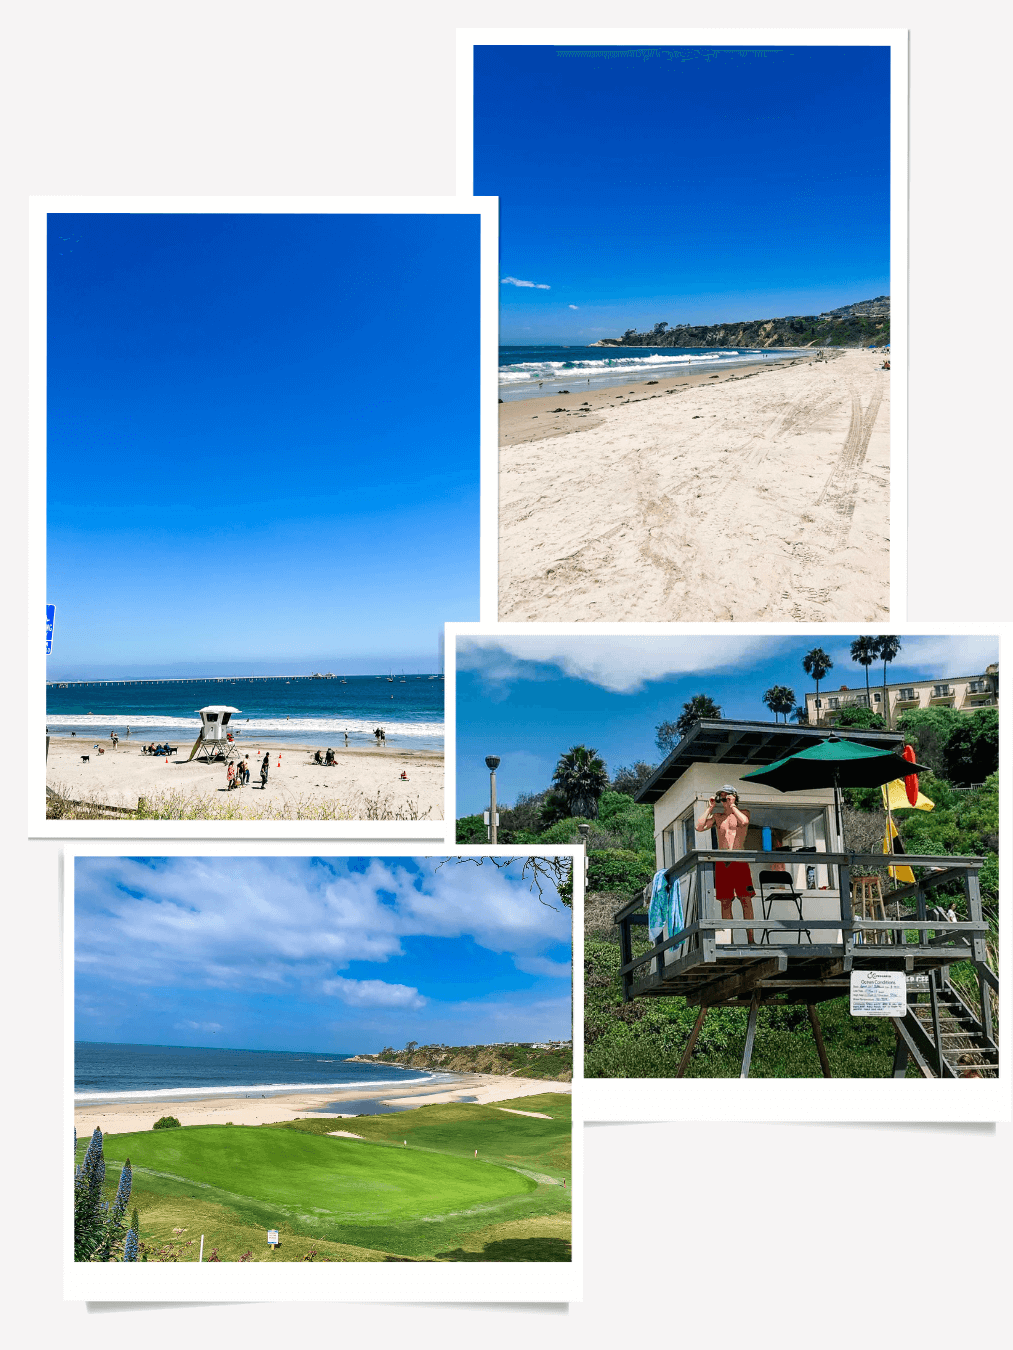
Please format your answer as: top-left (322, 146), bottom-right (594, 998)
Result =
top-left (740, 993), bottom-right (760, 1078)
top-left (807, 1003), bottom-right (832, 1078)
top-left (676, 1006), bottom-right (708, 1078)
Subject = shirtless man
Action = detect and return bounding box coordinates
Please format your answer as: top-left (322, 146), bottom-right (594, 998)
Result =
top-left (697, 785), bottom-right (754, 943)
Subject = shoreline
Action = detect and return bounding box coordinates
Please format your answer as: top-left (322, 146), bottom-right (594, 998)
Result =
top-left (74, 1073), bottom-right (570, 1135)
top-left (499, 348), bottom-right (888, 622)
top-left (499, 349), bottom-right (816, 406)
top-left (499, 352), bottom-right (835, 445)
top-left (47, 734), bottom-right (444, 819)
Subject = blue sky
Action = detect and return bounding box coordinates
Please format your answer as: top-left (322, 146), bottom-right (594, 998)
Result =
top-left (75, 856), bottom-right (572, 1051)
top-left (456, 635), bottom-right (998, 814)
top-left (47, 213), bottom-right (480, 678)
top-left (475, 45), bottom-right (890, 344)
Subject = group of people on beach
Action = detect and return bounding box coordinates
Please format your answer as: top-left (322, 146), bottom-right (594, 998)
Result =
top-left (143, 741), bottom-right (173, 757)
top-left (226, 753), bottom-right (271, 790)
top-left (313, 748), bottom-right (337, 766)
top-left (373, 726), bottom-right (386, 745)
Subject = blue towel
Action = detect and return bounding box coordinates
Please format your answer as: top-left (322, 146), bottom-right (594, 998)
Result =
top-left (648, 870), bottom-right (670, 943)
top-left (669, 875), bottom-right (684, 936)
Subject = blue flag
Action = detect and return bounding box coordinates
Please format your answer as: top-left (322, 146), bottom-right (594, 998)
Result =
top-left (46, 605), bottom-right (55, 654)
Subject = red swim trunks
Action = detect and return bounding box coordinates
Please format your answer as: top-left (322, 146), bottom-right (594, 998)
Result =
top-left (715, 860), bottom-right (755, 901)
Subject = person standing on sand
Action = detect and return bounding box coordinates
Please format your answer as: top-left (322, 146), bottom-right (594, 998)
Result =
top-left (226, 762), bottom-right (235, 790)
top-left (697, 786), bottom-right (755, 942)
top-left (260, 752), bottom-right (270, 789)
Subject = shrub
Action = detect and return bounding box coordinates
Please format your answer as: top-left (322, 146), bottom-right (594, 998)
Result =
top-left (74, 1127), bottom-right (133, 1261)
top-left (152, 1115), bottom-right (181, 1130)
top-left (587, 850), bottom-right (655, 899)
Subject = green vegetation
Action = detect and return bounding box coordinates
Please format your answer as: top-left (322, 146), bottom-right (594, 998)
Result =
top-left (585, 939), bottom-right (913, 1079)
top-left (599, 301), bottom-right (891, 350)
top-left (656, 695), bottom-right (722, 752)
top-left (359, 1040), bottom-right (572, 1081)
top-left (79, 1096), bottom-right (571, 1262)
top-left (152, 1115), bottom-right (181, 1130)
top-left (75, 1128), bottom-right (139, 1260)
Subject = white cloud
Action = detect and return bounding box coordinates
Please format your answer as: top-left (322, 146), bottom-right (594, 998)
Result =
top-left (74, 857), bottom-right (571, 995)
top-left (458, 635), bottom-right (778, 694)
top-left (501, 276), bottom-right (551, 290)
top-left (321, 976), bottom-right (426, 1010)
top-left (174, 1020), bottom-right (222, 1032)
top-left (568, 304), bottom-right (579, 310)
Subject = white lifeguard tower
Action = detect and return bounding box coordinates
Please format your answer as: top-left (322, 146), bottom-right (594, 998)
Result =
top-left (188, 706), bottom-right (242, 762)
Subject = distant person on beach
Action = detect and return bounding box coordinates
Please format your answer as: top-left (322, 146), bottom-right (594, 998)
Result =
top-left (325, 748), bottom-right (335, 765)
top-left (227, 763), bottom-right (236, 790)
top-left (110, 731), bottom-right (118, 748)
top-left (242, 757), bottom-right (250, 784)
top-left (697, 786), bottom-right (755, 943)
top-left (344, 730), bottom-right (349, 745)
top-left (314, 749), bottom-right (324, 764)
top-left (260, 753), bottom-right (270, 789)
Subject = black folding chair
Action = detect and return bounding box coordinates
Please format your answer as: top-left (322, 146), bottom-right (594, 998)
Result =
top-left (758, 871), bottom-right (812, 946)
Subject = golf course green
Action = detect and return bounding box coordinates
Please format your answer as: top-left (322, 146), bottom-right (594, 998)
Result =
top-left (82, 1096), bottom-right (571, 1260)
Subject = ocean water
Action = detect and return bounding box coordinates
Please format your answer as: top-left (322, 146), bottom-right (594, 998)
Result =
top-left (499, 344), bottom-right (802, 401)
top-left (47, 674), bottom-right (443, 751)
top-left (74, 1041), bottom-right (446, 1105)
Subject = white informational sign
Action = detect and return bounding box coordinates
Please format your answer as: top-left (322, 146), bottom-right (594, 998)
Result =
top-left (267, 1229), bottom-right (279, 1245)
top-left (850, 970), bottom-right (908, 1016)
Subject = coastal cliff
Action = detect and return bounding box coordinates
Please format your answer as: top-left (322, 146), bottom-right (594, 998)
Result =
top-left (349, 1041), bottom-right (573, 1082)
top-left (595, 296), bottom-right (889, 350)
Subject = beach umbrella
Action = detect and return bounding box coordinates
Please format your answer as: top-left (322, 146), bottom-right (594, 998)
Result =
top-left (740, 734), bottom-right (931, 847)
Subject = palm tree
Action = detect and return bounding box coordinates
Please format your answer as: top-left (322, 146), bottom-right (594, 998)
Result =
top-left (802, 647), bottom-right (834, 725)
top-left (850, 636), bottom-right (880, 709)
top-left (551, 745), bottom-right (610, 820)
top-left (655, 695), bottom-right (722, 754)
top-left (876, 635), bottom-right (902, 729)
top-left (790, 704), bottom-right (810, 724)
top-left (762, 685), bottom-right (796, 723)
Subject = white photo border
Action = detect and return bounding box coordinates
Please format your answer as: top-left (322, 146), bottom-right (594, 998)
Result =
top-left (445, 618), bottom-right (1007, 1122)
top-left (64, 840), bottom-right (583, 1302)
top-left (32, 194), bottom-right (499, 839)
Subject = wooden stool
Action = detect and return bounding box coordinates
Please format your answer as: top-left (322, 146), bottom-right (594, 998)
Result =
top-left (853, 875), bottom-right (886, 945)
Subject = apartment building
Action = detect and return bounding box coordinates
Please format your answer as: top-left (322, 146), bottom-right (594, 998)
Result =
top-left (804, 664), bottom-right (998, 724)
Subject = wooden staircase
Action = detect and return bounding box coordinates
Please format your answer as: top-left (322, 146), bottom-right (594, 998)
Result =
top-left (893, 975), bottom-right (999, 1078)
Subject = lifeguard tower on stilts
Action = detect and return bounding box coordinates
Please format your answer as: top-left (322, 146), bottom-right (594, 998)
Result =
top-left (616, 720), bottom-right (998, 1080)
top-left (188, 706), bottom-right (242, 763)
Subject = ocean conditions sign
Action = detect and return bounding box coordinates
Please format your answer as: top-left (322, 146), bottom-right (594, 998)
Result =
top-left (46, 604), bottom-right (55, 654)
top-left (850, 970), bottom-right (907, 1016)
top-left (267, 1229), bottom-right (279, 1246)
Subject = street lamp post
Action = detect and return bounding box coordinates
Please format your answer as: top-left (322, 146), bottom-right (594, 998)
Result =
top-left (485, 755), bottom-right (500, 844)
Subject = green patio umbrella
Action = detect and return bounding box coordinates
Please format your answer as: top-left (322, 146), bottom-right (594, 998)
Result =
top-left (740, 735), bottom-right (931, 846)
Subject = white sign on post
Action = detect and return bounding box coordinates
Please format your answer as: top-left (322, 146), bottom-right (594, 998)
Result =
top-left (850, 970), bottom-right (908, 1016)
top-left (267, 1229), bottom-right (279, 1247)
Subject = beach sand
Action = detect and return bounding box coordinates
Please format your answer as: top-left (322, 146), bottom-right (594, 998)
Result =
top-left (74, 1074), bottom-right (569, 1136)
top-left (499, 348), bottom-right (889, 622)
top-left (46, 735), bottom-right (443, 819)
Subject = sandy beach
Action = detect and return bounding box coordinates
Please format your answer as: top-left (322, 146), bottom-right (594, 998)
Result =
top-left (46, 735), bottom-right (443, 819)
top-left (499, 348), bottom-right (889, 622)
top-left (74, 1074), bottom-right (569, 1136)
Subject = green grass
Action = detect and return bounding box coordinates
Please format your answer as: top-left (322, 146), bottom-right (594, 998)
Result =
top-left (79, 1098), bottom-right (571, 1261)
top-left (585, 936), bottom-right (916, 1078)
